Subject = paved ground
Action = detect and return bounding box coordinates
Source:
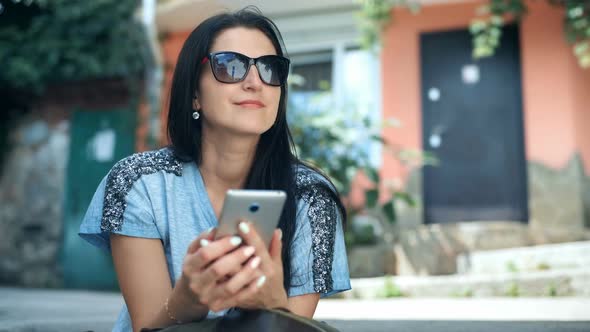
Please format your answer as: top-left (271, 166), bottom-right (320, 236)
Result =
top-left (1, 287), bottom-right (589, 332)
top-left (325, 320), bottom-right (590, 332)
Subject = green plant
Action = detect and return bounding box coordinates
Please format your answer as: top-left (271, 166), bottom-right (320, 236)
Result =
top-left (537, 262), bottom-right (551, 271)
top-left (288, 89), bottom-right (436, 229)
top-left (288, 91), bottom-right (374, 196)
top-left (462, 288), bottom-right (474, 297)
top-left (469, 0), bottom-right (527, 59)
top-left (0, 0), bottom-right (152, 93)
top-left (356, 0), bottom-right (420, 50)
top-left (345, 223), bottom-right (378, 247)
top-left (381, 275), bottom-right (404, 297)
top-left (506, 281), bottom-right (520, 297)
top-left (451, 288), bottom-right (474, 297)
top-left (506, 260), bottom-right (519, 273)
top-left (357, 0), bottom-right (590, 69)
top-left (547, 282), bottom-right (558, 297)
top-left (470, 0), bottom-right (590, 68)
top-left (363, 166), bottom-right (424, 224)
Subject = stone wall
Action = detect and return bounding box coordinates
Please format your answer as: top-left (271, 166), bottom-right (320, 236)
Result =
top-left (0, 79), bottom-right (145, 288)
top-left (0, 115), bottom-right (69, 287)
top-left (528, 155), bottom-right (588, 243)
top-left (386, 155), bottom-right (590, 276)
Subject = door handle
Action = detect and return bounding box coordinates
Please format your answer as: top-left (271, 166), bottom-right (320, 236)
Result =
top-left (428, 125), bottom-right (447, 148)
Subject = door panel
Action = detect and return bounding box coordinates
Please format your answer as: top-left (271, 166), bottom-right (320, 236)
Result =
top-left (61, 108), bottom-right (135, 289)
top-left (420, 25), bottom-right (528, 224)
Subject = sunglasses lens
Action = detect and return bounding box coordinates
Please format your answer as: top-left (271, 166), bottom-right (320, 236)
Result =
top-left (209, 52), bottom-right (289, 86)
top-left (257, 56), bottom-right (289, 86)
top-left (211, 53), bottom-right (248, 83)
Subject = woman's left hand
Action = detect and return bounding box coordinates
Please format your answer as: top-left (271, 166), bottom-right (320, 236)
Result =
top-left (208, 222), bottom-right (288, 311)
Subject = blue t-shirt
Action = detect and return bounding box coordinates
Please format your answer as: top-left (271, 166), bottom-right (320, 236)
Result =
top-left (79, 147), bottom-right (351, 331)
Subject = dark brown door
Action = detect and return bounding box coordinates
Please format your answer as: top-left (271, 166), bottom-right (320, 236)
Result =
top-left (420, 24), bottom-right (528, 224)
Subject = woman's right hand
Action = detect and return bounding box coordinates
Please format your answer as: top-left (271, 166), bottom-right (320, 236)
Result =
top-left (180, 229), bottom-right (262, 310)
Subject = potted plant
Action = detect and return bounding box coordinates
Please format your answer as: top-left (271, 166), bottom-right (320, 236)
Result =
top-left (287, 85), bottom-right (436, 276)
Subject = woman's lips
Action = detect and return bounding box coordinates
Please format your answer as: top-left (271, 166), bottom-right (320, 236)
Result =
top-left (236, 100), bottom-right (265, 108)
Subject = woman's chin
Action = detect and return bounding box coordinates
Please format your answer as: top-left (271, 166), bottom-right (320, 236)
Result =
top-left (214, 126), bottom-right (270, 139)
top-left (230, 122), bottom-right (275, 137)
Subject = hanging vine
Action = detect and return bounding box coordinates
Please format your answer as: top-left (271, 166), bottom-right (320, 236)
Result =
top-left (469, 0), bottom-right (527, 58)
top-left (358, 0), bottom-right (590, 69)
top-left (356, 0), bottom-right (420, 50)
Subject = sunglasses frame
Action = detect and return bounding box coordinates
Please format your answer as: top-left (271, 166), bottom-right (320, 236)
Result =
top-left (201, 51), bottom-right (290, 87)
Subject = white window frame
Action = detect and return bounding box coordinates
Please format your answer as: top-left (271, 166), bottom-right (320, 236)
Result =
top-left (274, 10), bottom-right (383, 167)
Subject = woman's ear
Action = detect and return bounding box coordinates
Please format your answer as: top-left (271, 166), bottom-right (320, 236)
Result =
top-left (192, 96), bottom-right (201, 110)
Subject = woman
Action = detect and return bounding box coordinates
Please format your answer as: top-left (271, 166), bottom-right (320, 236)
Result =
top-left (79, 7), bottom-right (350, 332)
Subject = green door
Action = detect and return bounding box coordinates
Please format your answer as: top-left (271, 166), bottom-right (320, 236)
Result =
top-left (61, 108), bottom-right (136, 290)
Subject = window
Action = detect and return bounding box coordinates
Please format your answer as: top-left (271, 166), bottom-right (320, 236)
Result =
top-left (288, 46), bottom-right (382, 168)
top-left (290, 51), bottom-right (332, 92)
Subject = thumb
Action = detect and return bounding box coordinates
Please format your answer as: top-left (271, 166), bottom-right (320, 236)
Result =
top-left (269, 228), bottom-right (283, 261)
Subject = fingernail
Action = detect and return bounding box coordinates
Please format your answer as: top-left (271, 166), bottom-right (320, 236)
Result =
top-left (205, 227), bottom-right (214, 234)
top-left (250, 256), bottom-right (261, 269)
top-left (278, 229), bottom-right (283, 240)
top-left (239, 222), bottom-right (250, 234)
top-left (244, 246), bottom-right (255, 257)
top-left (200, 239), bottom-right (210, 247)
top-left (256, 275), bottom-right (266, 288)
top-left (230, 236), bottom-right (242, 246)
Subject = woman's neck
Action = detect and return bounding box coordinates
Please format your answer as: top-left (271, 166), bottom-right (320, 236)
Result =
top-left (198, 129), bottom-right (259, 193)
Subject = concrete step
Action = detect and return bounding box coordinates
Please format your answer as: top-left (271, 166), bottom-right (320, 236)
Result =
top-left (317, 298), bottom-right (590, 321)
top-left (345, 268), bottom-right (590, 299)
top-left (457, 241), bottom-right (590, 275)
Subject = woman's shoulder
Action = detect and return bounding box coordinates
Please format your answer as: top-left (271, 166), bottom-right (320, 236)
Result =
top-left (293, 163), bottom-right (338, 201)
top-left (98, 147), bottom-right (187, 233)
top-left (103, 147), bottom-right (187, 200)
top-left (106, 147), bottom-right (184, 185)
top-left (294, 163), bottom-right (334, 187)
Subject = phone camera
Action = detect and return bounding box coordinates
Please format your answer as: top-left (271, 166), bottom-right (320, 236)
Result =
top-left (249, 203), bottom-right (260, 213)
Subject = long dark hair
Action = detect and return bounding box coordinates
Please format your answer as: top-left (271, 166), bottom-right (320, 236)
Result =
top-left (167, 7), bottom-right (345, 291)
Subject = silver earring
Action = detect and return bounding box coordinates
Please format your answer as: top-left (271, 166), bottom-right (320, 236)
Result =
top-left (192, 111), bottom-right (200, 120)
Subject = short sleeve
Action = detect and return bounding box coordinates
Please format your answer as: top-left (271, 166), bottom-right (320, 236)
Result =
top-left (288, 184), bottom-right (351, 298)
top-left (78, 172), bottom-right (160, 253)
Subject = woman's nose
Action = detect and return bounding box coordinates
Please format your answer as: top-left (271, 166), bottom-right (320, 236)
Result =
top-left (242, 64), bottom-right (263, 90)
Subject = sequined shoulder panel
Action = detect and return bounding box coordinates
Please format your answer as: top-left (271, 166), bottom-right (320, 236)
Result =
top-left (100, 148), bottom-right (183, 233)
top-left (295, 169), bottom-right (338, 294)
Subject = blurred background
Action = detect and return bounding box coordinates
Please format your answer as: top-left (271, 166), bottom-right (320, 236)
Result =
top-left (1, 0), bottom-right (590, 330)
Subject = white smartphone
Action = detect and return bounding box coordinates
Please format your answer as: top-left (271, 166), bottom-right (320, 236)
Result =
top-left (216, 189), bottom-right (287, 247)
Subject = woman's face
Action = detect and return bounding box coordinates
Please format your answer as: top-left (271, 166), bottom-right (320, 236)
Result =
top-left (195, 27), bottom-right (281, 138)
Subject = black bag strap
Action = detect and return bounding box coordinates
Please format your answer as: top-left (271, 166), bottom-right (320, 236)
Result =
top-left (142, 308), bottom-right (340, 332)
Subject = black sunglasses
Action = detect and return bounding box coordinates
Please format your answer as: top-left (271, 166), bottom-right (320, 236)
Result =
top-left (201, 51), bottom-right (290, 87)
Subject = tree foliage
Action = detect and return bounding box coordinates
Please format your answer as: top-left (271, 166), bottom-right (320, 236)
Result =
top-left (0, 0), bottom-right (152, 93)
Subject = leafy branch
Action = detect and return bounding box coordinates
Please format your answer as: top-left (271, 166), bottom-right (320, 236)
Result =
top-left (287, 86), bottom-right (436, 228)
top-left (356, 0), bottom-right (420, 50)
top-left (357, 0), bottom-right (590, 69)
